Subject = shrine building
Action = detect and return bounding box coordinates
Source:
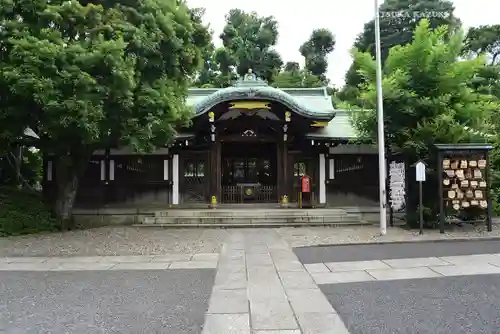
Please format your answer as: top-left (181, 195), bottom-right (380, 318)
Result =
top-left (46, 72), bottom-right (380, 209)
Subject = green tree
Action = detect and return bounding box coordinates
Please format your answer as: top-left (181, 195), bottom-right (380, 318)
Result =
top-left (272, 67), bottom-right (324, 88)
top-left (462, 25), bottom-right (500, 214)
top-left (284, 61), bottom-right (300, 72)
top-left (351, 19), bottom-right (498, 221)
top-left (219, 9), bottom-right (283, 83)
top-left (341, 0), bottom-right (460, 102)
top-left (0, 0), bottom-right (211, 221)
top-left (300, 28), bottom-right (335, 79)
top-left (464, 25), bottom-right (500, 65)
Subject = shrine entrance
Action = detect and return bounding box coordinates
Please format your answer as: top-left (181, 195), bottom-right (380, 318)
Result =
top-left (221, 142), bottom-right (278, 203)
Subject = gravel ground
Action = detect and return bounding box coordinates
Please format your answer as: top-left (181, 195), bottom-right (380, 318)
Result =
top-left (1, 223), bottom-right (499, 257)
top-left (277, 222), bottom-right (500, 248)
top-left (0, 227), bottom-right (228, 257)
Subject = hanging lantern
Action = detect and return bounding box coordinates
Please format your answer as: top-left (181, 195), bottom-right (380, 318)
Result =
top-left (208, 111), bottom-right (215, 122)
top-left (284, 111), bottom-right (291, 122)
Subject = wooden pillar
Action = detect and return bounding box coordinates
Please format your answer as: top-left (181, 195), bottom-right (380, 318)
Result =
top-left (282, 142), bottom-right (288, 197)
top-left (216, 140), bottom-right (222, 200)
top-left (277, 142), bottom-right (283, 202)
top-left (104, 148), bottom-right (110, 184)
top-left (276, 141), bottom-right (288, 200)
top-left (210, 140), bottom-right (222, 201)
top-left (172, 154), bottom-right (179, 205)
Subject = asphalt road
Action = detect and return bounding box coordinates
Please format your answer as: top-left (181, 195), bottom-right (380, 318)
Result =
top-left (321, 274), bottom-right (500, 334)
top-left (294, 240), bottom-right (500, 263)
top-left (0, 269), bottom-right (215, 334)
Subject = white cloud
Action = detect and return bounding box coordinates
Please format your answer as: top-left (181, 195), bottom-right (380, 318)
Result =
top-left (187, 0), bottom-right (499, 88)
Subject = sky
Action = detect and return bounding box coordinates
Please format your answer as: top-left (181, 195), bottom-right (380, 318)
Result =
top-left (186, 0), bottom-right (499, 88)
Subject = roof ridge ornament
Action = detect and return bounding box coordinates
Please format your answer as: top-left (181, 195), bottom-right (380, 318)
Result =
top-left (234, 69), bottom-right (268, 87)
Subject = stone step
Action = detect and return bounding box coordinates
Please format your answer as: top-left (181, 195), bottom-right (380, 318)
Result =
top-left (154, 209), bottom-right (349, 218)
top-left (140, 214), bottom-right (364, 226)
top-left (134, 220), bottom-right (370, 228)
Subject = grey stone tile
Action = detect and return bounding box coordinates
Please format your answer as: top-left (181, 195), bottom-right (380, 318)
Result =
top-left (98, 255), bottom-right (153, 263)
top-left (247, 266), bottom-right (277, 277)
top-left (253, 331), bottom-right (301, 334)
top-left (2, 257), bottom-right (50, 263)
top-left (246, 246), bottom-right (269, 254)
top-left (325, 260), bottom-right (390, 272)
top-left (273, 260), bottom-right (304, 272)
top-left (250, 299), bottom-right (298, 330)
top-left (221, 250), bottom-right (245, 260)
top-left (50, 263), bottom-right (116, 271)
top-left (304, 263), bottom-right (330, 273)
top-left (202, 314), bottom-right (250, 334)
top-left (439, 254), bottom-right (499, 265)
top-left (110, 262), bottom-right (169, 270)
top-left (169, 261), bottom-right (218, 269)
top-left (383, 257), bottom-right (451, 268)
top-left (311, 271), bottom-right (375, 284)
top-left (214, 271), bottom-right (247, 290)
top-left (192, 253), bottom-right (220, 262)
top-left (367, 267), bottom-right (442, 281)
top-left (430, 264), bottom-right (500, 276)
top-left (278, 271), bottom-right (316, 290)
top-left (286, 289), bottom-right (333, 313)
top-left (151, 254), bottom-right (192, 262)
top-left (246, 254), bottom-right (274, 267)
top-left (0, 263), bottom-right (57, 271)
top-left (248, 282), bottom-right (287, 302)
top-left (247, 270), bottom-right (281, 289)
top-left (208, 289), bottom-right (248, 313)
top-left (295, 312), bottom-right (350, 334)
top-left (46, 256), bottom-right (102, 263)
top-left (219, 258), bottom-right (246, 268)
top-left (270, 250), bottom-right (298, 261)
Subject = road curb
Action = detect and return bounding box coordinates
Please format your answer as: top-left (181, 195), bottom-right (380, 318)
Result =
top-left (293, 236), bottom-right (500, 249)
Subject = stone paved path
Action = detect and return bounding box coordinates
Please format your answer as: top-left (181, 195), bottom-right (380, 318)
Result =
top-left (0, 253), bottom-right (219, 271)
top-left (4, 226), bottom-right (500, 333)
top-left (303, 253), bottom-right (500, 284)
top-left (202, 229), bottom-right (349, 334)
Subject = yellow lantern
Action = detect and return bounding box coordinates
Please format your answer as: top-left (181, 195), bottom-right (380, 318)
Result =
top-left (285, 111), bottom-right (291, 122)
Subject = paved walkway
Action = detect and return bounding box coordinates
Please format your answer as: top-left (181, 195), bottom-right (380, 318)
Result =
top-left (0, 254), bottom-right (218, 271)
top-left (304, 254), bottom-right (500, 284)
top-left (202, 229), bottom-right (349, 334)
top-left (1, 230), bottom-right (350, 333)
top-left (4, 227), bottom-right (500, 333)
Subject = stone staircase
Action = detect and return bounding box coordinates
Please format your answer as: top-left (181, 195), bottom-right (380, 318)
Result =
top-left (135, 208), bottom-right (369, 228)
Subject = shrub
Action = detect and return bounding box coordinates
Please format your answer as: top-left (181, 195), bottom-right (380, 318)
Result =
top-left (0, 186), bottom-right (59, 236)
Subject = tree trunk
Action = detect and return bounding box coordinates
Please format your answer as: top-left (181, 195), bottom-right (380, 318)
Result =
top-left (54, 168), bottom-right (79, 228)
top-left (491, 52), bottom-right (499, 65)
top-left (15, 145), bottom-right (22, 188)
top-left (53, 150), bottom-right (91, 228)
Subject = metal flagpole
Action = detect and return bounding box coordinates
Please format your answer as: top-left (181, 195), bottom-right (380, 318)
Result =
top-left (374, 0), bottom-right (387, 235)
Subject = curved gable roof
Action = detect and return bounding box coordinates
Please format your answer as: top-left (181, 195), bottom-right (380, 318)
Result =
top-left (188, 85), bottom-right (335, 120)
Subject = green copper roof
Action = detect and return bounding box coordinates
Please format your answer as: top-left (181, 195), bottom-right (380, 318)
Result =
top-left (305, 111), bottom-right (357, 139)
top-left (187, 76), bottom-right (335, 120)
